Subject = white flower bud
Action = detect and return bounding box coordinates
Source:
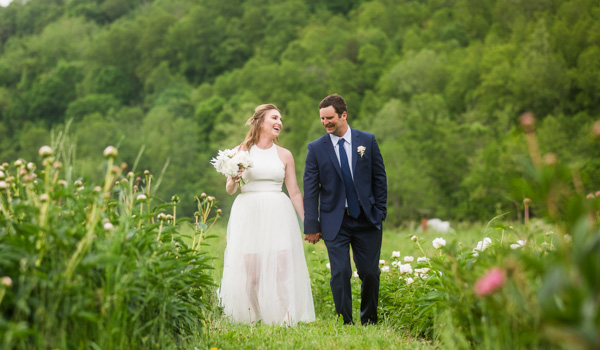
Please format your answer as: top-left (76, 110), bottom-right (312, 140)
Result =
top-left (103, 146), bottom-right (118, 158)
top-left (2, 276), bottom-right (12, 287)
top-left (136, 194), bottom-right (147, 201)
top-left (411, 235), bottom-right (418, 242)
top-left (40, 194), bottom-right (49, 202)
top-left (38, 145), bottom-right (53, 158)
top-left (0, 170), bottom-right (4, 179)
top-left (391, 251), bottom-right (400, 258)
top-left (104, 222), bottom-right (114, 230)
top-left (27, 162), bottom-right (35, 171)
top-left (0, 181), bottom-right (7, 190)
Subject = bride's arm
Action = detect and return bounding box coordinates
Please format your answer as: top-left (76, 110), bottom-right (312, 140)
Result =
top-left (281, 148), bottom-right (304, 222)
top-left (225, 169), bottom-right (243, 195)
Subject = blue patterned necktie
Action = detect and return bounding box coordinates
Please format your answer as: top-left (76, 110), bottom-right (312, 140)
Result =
top-left (338, 138), bottom-right (360, 218)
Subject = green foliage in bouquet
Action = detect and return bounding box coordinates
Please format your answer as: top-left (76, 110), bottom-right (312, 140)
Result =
top-left (0, 144), bottom-right (219, 349)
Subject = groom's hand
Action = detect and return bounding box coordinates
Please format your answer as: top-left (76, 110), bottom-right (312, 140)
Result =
top-left (304, 233), bottom-right (322, 244)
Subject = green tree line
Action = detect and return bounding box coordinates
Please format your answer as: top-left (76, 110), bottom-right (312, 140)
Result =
top-left (0, 0), bottom-right (599, 224)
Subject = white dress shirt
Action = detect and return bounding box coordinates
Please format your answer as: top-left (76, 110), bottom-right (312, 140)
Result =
top-left (329, 126), bottom-right (353, 179)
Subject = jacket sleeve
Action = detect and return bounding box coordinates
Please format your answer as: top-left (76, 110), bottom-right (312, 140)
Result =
top-left (303, 144), bottom-right (321, 234)
top-left (371, 135), bottom-right (387, 221)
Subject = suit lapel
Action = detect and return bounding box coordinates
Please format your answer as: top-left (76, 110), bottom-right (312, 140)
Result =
top-left (322, 135), bottom-right (343, 179)
top-left (352, 130), bottom-right (359, 173)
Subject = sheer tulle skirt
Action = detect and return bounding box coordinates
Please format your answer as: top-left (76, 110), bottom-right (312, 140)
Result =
top-left (218, 191), bottom-right (315, 326)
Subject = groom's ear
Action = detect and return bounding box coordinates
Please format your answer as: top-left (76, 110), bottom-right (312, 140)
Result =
top-left (341, 111), bottom-right (347, 120)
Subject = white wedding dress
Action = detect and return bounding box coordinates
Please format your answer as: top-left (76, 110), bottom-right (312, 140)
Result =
top-left (218, 144), bottom-right (315, 326)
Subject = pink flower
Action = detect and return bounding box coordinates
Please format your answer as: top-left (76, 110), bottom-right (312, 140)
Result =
top-left (474, 267), bottom-right (506, 297)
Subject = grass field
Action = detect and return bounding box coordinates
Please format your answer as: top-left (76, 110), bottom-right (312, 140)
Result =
top-left (193, 219), bottom-right (510, 349)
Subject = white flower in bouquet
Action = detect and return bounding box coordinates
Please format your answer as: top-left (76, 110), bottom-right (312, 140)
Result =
top-left (211, 148), bottom-right (253, 185)
top-left (432, 237), bottom-right (446, 249)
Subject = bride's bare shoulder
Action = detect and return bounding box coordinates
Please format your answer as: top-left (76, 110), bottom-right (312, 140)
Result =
top-left (275, 145), bottom-right (294, 161)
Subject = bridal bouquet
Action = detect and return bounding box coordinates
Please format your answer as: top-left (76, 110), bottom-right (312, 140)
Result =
top-left (211, 148), bottom-right (253, 185)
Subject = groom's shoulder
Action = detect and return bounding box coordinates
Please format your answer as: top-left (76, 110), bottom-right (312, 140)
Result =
top-left (353, 128), bottom-right (375, 139)
top-left (308, 134), bottom-right (329, 148)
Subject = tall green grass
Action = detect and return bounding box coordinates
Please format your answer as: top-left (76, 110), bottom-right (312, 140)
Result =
top-left (0, 145), bottom-right (218, 349)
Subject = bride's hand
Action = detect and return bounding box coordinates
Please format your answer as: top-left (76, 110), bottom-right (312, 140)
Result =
top-left (232, 168), bottom-right (244, 183)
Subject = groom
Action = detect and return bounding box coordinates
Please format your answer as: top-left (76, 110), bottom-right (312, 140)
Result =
top-left (303, 94), bottom-right (387, 325)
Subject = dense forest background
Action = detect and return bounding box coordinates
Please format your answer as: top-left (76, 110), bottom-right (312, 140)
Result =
top-left (0, 0), bottom-right (598, 225)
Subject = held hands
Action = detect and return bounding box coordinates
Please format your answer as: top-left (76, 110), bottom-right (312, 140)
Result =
top-left (304, 233), bottom-right (322, 244)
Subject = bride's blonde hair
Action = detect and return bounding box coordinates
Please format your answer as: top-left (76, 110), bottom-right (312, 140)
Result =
top-left (240, 104), bottom-right (280, 151)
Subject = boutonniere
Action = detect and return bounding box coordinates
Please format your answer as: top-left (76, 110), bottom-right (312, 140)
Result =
top-left (357, 146), bottom-right (366, 158)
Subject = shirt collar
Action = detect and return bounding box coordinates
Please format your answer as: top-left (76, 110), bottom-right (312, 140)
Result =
top-left (329, 126), bottom-right (352, 146)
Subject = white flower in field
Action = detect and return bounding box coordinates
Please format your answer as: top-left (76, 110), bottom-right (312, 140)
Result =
top-left (39, 194), bottom-right (49, 202)
top-left (473, 237), bottom-right (492, 256)
top-left (354, 270), bottom-right (359, 278)
top-left (14, 160), bottom-right (23, 167)
top-left (432, 237), bottom-right (446, 249)
top-left (0, 181), bottom-right (7, 190)
top-left (415, 267), bottom-right (430, 274)
top-left (93, 186), bottom-right (102, 192)
top-left (391, 251), bottom-right (401, 258)
top-left (403, 256), bottom-right (414, 263)
top-left (510, 240), bottom-right (526, 249)
top-left (417, 257), bottom-right (430, 263)
top-left (38, 145), bottom-right (53, 158)
top-left (27, 162), bottom-right (35, 171)
top-left (420, 274), bottom-right (428, 280)
top-left (157, 213), bottom-right (167, 221)
top-left (479, 237), bottom-right (492, 250)
top-left (59, 180), bottom-right (67, 186)
top-left (406, 277), bottom-right (414, 285)
top-left (382, 266), bottom-right (390, 272)
top-left (391, 261), bottom-right (399, 267)
top-left (379, 260), bottom-right (386, 265)
top-left (136, 194), bottom-right (147, 201)
top-left (104, 222), bottom-right (114, 231)
top-left (399, 263), bottom-right (413, 274)
top-left (103, 146), bottom-right (118, 159)
top-left (563, 234), bottom-right (572, 243)
top-left (2, 276), bottom-right (12, 287)
top-left (411, 235), bottom-right (418, 242)
top-left (326, 263), bottom-right (331, 269)
top-left (0, 170), bottom-right (4, 179)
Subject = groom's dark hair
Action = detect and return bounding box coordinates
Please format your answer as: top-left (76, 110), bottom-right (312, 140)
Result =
top-left (319, 94), bottom-right (347, 116)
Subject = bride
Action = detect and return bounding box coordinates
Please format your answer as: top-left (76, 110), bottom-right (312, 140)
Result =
top-left (218, 104), bottom-right (315, 325)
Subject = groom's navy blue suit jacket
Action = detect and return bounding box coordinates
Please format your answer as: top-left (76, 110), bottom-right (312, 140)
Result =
top-left (304, 129), bottom-right (387, 240)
